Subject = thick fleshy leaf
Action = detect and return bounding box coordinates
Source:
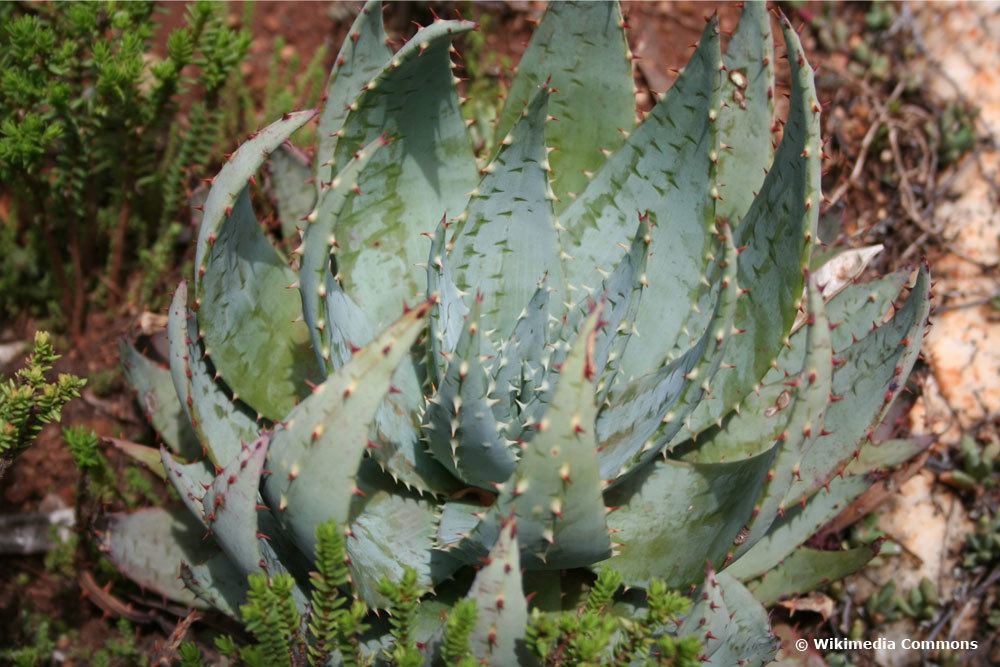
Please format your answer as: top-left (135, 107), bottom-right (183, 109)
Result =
top-left (497, 309), bottom-right (610, 569)
top-left (452, 311), bottom-right (611, 569)
top-left (198, 435), bottom-right (311, 609)
top-left (194, 109), bottom-right (316, 281)
top-left (603, 448), bottom-right (774, 588)
top-left (824, 270), bottom-right (910, 352)
top-left (201, 435), bottom-right (270, 576)
top-left (670, 0), bottom-right (774, 359)
top-left (310, 216), bottom-right (459, 497)
top-left (345, 461), bottom-right (460, 608)
top-left (747, 544), bottom-right (880, 605)
top-left (497, 0), bottom-right (634, 212)
top-left (680, 567), bottom-right (777, 667)
top-left (120, 339), bottom-right (199, 459)
top-left (199, 186), bottom-right (319, 421)
top-left (717, 0), bottom-right (775, 225)
top-left (314, 0), bottom-right (391, 187)
top-left (784, 267), bottom-right (930, 505)
top-left (488, 276), bottom-right (550, 434)
top-left (161, 447), bottom-right (214, 526)
top-left (367, 364), bottom-right (460, 497)
top-left (268, 143), bottom-right (315, 240)
top-left (167, 281), bottom-right (258, 466)
top-left (424, 301), bottom-right (516, 489)
top-left (308, 212), bottom-right (459, 496)
top-left (102, 506), bottom-right (215, 607)
top-left (725, 475), bottom-right (870, 582)
top-left (763, 270), bottom-right (910, 384)
top-left (513, 214), bottom-right (652, 444)
top-left (427, 219), bottom-right (470, 384)
top-left (592, 215), bottom-right (651, 405)
top-left (450, 87), bottom-right (563, 341)
top-left (262, 303), bottom-right (431, 558)
top-left (194, 110), bottom-right (320, 420)
top-left (595, 225), bottom-right (738, 482)
top-left (560, 19), bottom-right (721, 380)
top-left (672, 21), bottom-right (822, 442)
top-left (180, 553), bottom-right (247, 618)
top-left (729, 280), bottom-right (834, 560)
top-left (331, 20), bottom-right (478, 333)
top-left (300, 136), bottom-right (383, 372)
top-left (465, 520), bottom-right (528, 664)
top-left (434, 498), bottom-right (485, 554)
top-left (843, 437), bottom-right (928, 475)
top-left (494, 310), bottom-right (610, 569)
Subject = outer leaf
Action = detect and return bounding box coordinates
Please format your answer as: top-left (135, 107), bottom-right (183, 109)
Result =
top-left (168, 281), bottom-right (258, 467)
top-left (497, 0), bottom-right (634, 211)
top-left (717, 0), bottom-right (775, 225)
top-left (603, 448), bottom-right (774, 588)
top-left (729, 280), bottom-right (834, 560)
top-left (763, 270), bottom-right (909, 383)
top-left (200, 435), bottom-right (312, 608)
top-left (262, 303), bottom-right (431, 559)
top-left (331, 20), bottom-right (478, 333)
top-left (314, 0), bottom-right (391, 187)
top-left (194, 109), bottom-right (317, 284)
top-left (465, 520), bottom-right (527, 664)
top-left (824, 270), bottom-right (910, 352)
top-left (300, 136), bottom-right (383, 372)
top-left (747, 544), bottom-right (880, 605)
top-left (161, 447), bottom-right (214, 526)
top-left (451, 87), bottom-right (563, 342)
top-left (559, 19), bottom-right (721, 380)
top-left (725, 475), bottom-right (870, 582)
top-left (784, 267), bottom-right (930, 505)
top-left (120, 339), bottom-right (199, 459)
top-left (201, 435), bottom-right (271, 576)
top-left (102, 506), bottom-right (215, 607)
top-left (843, 437), bottom-right (928, 476)
top-left (268, 143), bottom-right (315, 240)
top-left (180, 553), bottom-right (247, 618)
top-left (680, 567), bottom-right (777, 667)
top-left (672, 20), bottom-right (822, 442)
top-left (195, 110), bottom-right (321, 420)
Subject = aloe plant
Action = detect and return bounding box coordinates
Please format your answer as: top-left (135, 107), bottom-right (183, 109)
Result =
top-left (105, 2), bottom-right (932, 664)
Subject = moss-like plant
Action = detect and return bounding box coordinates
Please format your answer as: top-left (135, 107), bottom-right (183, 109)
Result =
top-left (0, 332), bottom-right (84, 479)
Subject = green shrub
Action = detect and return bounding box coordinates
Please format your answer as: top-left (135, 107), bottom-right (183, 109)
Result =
top-left (0, 1), bottom-right (249, 330)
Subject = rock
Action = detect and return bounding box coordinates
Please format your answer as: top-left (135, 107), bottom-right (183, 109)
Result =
top-left (854, 471), bottom-right (971, 605)
top-left (911, 3), bottom-right (1000, 443)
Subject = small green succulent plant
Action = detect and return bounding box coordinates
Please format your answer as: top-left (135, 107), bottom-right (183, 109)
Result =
top-left (1, 331), bottom-right (84, 479)
top-left (106, 2), bottom-right (931, 664)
